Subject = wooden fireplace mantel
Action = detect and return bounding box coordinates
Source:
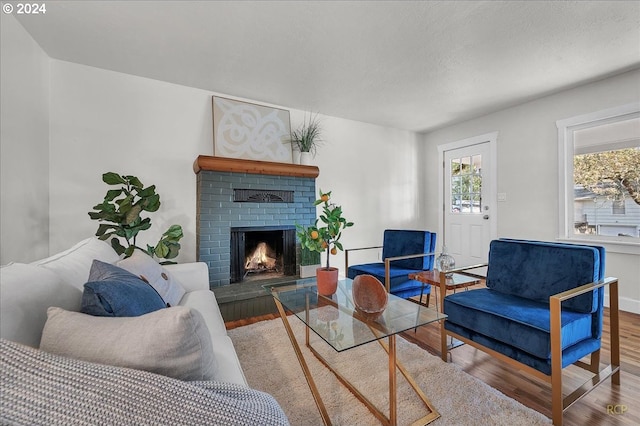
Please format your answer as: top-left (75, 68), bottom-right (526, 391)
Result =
top-left (193, 155), bottom-right (319, 178)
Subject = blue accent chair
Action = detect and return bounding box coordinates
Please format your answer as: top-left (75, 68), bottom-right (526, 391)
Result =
top-left (345, 230), bottom-right (437, 303)
top-left (441, 239), bottom-right (620, 425)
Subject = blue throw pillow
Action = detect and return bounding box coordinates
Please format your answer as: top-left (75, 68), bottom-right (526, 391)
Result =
top-left (81, 260), bottom-right (166, 317)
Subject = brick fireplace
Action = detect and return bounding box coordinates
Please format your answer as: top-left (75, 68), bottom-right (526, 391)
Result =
top-left (194, 156), bottom-right (319, 299)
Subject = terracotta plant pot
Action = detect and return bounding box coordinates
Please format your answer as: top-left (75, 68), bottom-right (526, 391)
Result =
top-left (316, 267), bottom-right (339, 296)
top-left (352, 274), bottom-right (388, 317)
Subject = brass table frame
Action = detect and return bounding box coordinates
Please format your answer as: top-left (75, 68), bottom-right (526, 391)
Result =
top-left (270, 289), bottom-right (441, 426)
top-left (408, 269), bottom-right (485, 313)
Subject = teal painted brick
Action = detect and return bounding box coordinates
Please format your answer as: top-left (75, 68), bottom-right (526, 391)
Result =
top-left (197, 168), bottom-right (316, 286)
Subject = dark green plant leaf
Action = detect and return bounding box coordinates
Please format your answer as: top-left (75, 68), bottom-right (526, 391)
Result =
top-left (142, 193), bottom-right (161, 212)
top-left (95, 223), bottom-right (116, 237)
top-left (123, 227), bottom-right (140, 241)
top-left (163, 224), bottom-right (183, 239)
top-left (165, 243), bottom-right (180, 259)
top-left (110, 238), bottom-right (126, 255)
top-left (125, 175), bottom-right (144, 189)
top-left (118, 195), bottom-right (134, 213)
top-left (138, 186), bottom-right (157, 198)
top-left (103, 172), bottom-right (125, 185)
top-left (105, 189), bottom-right (123, 202)
top-left (91, 201), bottom-right (114, 212)
top-left (100, 212), bottom-right (123, 223)
top-left (154, 242), bottom-right (170, 258)
top-left (138, 218), bottom-right (152, 231)
top-left (124, 245), bottom-right (136, 258)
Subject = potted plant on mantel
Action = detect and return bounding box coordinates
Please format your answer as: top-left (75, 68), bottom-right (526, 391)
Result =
top-left (288, 113), bottom-right (322, 165)
top-left (297, 190), bottom-right (354, 295)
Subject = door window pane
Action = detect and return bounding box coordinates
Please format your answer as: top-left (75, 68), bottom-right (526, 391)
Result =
top-left (450, 155), bottom-right (483, 213)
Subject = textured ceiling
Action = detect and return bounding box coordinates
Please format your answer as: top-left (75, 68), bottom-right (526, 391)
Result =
top-left (13, 1), bottom-right (640, 132)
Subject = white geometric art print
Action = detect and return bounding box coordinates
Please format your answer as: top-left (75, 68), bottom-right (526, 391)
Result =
top-left (212, 96), bottom-right (292, 163)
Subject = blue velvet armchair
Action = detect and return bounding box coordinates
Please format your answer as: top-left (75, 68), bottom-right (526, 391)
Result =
top-left (441, 239), bottom-right (620, 425)
top-left (345, 229), bottom-right (437, 303)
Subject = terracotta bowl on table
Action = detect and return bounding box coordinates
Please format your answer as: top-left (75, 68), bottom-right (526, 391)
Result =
top-left (352, 274), bottom-right (388, 319)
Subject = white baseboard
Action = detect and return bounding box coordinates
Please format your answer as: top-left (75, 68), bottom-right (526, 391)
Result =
top-left (604, 294), bottom-right (639, 315)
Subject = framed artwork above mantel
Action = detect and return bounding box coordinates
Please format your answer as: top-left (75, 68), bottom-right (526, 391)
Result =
top-left (212, 96), bottom-right (293, 163)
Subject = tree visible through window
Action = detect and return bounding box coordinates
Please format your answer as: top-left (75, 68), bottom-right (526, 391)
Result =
top-left (558, 104), bottom-right (640, 244)
top-left (571, 118), bottom-right (639, 239)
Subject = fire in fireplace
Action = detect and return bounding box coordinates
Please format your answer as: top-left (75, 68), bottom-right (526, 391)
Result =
top-left (230, 226), bottom-right (296, 283)
top-left (245, 242), bottom-right (277, 275)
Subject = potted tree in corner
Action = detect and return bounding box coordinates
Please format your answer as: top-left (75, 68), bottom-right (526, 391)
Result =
top-left (289, 113), bottom-right (322, 165)
top-left (297, 190), bottom-right (354, 295)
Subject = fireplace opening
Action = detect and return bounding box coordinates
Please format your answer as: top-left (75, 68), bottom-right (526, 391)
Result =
top-left (230, 226), bottom-right (296, 283)
top-left (245, 242), bottom-right (277, 272)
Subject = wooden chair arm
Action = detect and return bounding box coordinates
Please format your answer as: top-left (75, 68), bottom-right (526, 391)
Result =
top-left (345, 246), bottom-right (383, 253)
top-left (550, 276), bottom-right (618, 302)
top-left (344, 246), bottom-right (383, 271)
top-left (344, 248), bottom-right (438, 293)
top-left (549, 276), bottom-right (620, 414)
top-left (382, 252), bottom-right (437, 292)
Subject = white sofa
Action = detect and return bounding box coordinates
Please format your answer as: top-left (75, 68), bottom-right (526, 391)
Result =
top-left (0, 237), bottom-right (247, 386)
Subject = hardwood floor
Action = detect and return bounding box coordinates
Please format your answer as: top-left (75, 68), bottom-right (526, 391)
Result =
top-left (226, 302), bottom-right (640, 426)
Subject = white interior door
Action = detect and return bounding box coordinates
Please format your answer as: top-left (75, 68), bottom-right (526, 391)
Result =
top-left (441, 137), bottom-right (496, 268)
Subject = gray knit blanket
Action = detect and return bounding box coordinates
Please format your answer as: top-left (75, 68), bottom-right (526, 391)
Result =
top-left (0, 339), bottom-right (289, 426)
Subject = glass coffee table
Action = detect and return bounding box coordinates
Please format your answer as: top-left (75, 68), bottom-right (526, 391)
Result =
top-left (264, 277), bottom-right (446, 426)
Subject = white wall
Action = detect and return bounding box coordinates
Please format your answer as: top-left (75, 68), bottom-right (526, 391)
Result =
top-left (421, 69), bottom-right (640, 313)
top-left (49, 61), bottom-right (211, 262)
top-left (47, 61), bottom-right (424, 266)
top-left (300, 112), bottom-right (423, 271)
top-left (0, 14), bottom-right (50, 264)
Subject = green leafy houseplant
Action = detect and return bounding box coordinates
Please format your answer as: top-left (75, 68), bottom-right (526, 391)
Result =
top-left (297, 190), bottom-right (354, 270)
top-left (88, 172), bottom-right (183, 262)
top-left (300, 245), bottom-right (321, 266)
top-left (289, 113), bottom-right (323, 156)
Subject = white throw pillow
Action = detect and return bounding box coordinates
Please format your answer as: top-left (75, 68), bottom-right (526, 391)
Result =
top-left (40, 306), bottom-right (218, 381)
top-left (33, 237), bottom-right (120, 290)
top-left (116, 249), bottom-right (186, 306)
top-left (0, 263), bottom-right (81, 348)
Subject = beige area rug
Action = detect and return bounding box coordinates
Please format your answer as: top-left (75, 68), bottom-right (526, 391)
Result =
top-left (228, 318), bottom-right (552, 426)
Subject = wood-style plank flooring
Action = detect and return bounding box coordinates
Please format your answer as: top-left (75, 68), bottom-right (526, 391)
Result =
top-left (226, 299), bottom-right (640, 426)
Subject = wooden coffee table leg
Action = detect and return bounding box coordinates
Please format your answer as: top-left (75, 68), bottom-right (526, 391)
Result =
top-left (273, 298), bottom-right (332, 426)
top-left (377, 334), bottom-right (441, 425)
top-left (389, 334), bottom-right (397, 425)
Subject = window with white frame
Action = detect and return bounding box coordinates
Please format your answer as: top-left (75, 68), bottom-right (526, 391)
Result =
top-left (557, 103), bottom-right (640, 245)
